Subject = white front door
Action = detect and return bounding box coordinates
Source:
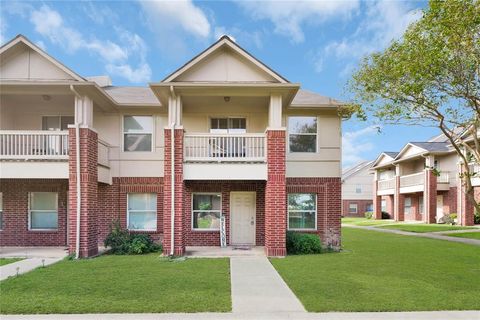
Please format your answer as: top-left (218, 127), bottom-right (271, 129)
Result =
top-left (436, 194), bottom-right (444, 221)
top-left (230, 192), bottom-right (256, 245)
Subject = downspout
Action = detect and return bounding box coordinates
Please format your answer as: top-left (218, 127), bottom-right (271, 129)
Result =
top-left (70, 85), bottom-right (82, 259)
top-left (169, 85), bottom-right (176, 256)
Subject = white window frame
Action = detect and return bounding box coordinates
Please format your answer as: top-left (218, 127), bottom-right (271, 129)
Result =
top-left (404, 197), bottom-right (412, 214)
top-left (209, 117), bottom-right (247, 134)
top-left (42, 115), bottom-right (75, 131)
top-left (28, 192), bottom-right (58, 231)
top-left (287, 193), bottom-right (317, 231)
top-left (122, 115), bottom-right (154, 152)
top-left (191, 193), bottom-right (222, 231)
top-left (355, 185), bottom-right (362, 194)
top-left (127, 193), bottom-right (157, 232)
top-left (287, 116), bottom-right (318, 153)
top-left (349, 203), bottom-right (358, 215)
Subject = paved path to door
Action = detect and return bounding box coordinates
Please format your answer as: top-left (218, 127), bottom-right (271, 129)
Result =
top-left (344, 225), bottom-right (480, 246)
top-left (0, 247), bottom-right (67, 281)
top-left (230, 256), bottom-right (305, 314)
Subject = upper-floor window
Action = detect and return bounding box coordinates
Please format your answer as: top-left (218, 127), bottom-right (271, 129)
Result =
top-left (42, 116), bottom-right (74, 131)
top-left (210, 118), bottom-right (246, 134)
top-left (123, 116), bottom-right (153, 152)
top-left (355, 185), bottom-right (362, 193)
top-left (288, 116), bottom-right (317, 153)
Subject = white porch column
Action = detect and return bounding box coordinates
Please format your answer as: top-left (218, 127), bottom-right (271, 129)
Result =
top-left (74, 95), bottom-right (93, 127)
top-left (268, 94), bottom-right (282, 129)
top-left (168, 95), bottom-right (182, 127)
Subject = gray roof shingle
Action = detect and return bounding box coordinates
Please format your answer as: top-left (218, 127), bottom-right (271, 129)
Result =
top-left (410, 142), bottom-right (450, 153)
top-left (291, 89), bottom-right (343, 106)
top-left (104, 86), bottom-right (161, 106)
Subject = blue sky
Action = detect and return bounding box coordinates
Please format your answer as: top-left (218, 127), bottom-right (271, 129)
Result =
top-left (0, 0), bottom-right (438, 168)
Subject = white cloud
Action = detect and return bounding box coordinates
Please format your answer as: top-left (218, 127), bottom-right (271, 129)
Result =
top-left (139, 0), bottom-right (211, 59)
top-left (342, 125), bottom-right (380, 168)
top-left (236, 0), bottom-right (360, 43)
top-left (27, 5), bottom-right (150, 83)
top-left (317, 1), bottom-right (422, 76)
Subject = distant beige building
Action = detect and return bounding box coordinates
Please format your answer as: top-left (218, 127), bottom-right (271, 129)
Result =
top-left (342, 161), bottom-right (374, 217)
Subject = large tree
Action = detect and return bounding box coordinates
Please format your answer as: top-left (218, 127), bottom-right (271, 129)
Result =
top-left (348, 0), bottom-right (480, 216)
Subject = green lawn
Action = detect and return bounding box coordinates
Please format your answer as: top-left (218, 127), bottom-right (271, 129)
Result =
top-left (0, 258), bottom-right (23, 266)
top-left (342, 217), bottom-right (395, 226)
top-left (271, 227), bottom-right (480, 312)
top-left (443, 231), bottom-right (480, 240)
top-left (0, 254), bottom-right (231, 314)
top-left (378, 223), bottom-right (477, 233)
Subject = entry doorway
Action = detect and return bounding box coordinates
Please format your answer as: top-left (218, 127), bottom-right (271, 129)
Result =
top-left (230, 192), bottom-right (256, 246)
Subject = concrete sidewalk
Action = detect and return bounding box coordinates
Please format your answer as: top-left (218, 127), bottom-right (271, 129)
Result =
top-left (0, 247), bottom-right (68, 281)
top-left (2, 311), bottom-right (479, 320)
top-left (230, 256), bottom-right (305, 313)
top-left (345, 225), bottom-right (480, 246)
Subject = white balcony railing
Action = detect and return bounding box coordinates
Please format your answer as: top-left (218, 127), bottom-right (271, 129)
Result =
top-left (378, 177), bottom-right (395, 190)
top-left (400, 172), bottom-right (425, 187)
top-left (97, 139), bottom-right (110, 167)
top-left (437, 171), bottom-right (450, 184)
top-left (184, 133), bottom-right (266, 162)
top-left (0, 130), bottom-right (69, 160)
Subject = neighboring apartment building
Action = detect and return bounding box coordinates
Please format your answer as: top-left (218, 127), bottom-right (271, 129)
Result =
top-left (341, 160), bottom-right (374, 217)
top-left (0, 35), bottom-right (343, 257)
top-left (371, 134), bottom-right (477, 226)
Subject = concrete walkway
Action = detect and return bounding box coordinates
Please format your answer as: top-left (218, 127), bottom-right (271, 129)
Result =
top-left (230, 256), bottom-right (305, 313)
top-left (345, 225), bottom-right (480, 246)
top-left (2, 311), bottom-right (479, 320)
top-left (0, 247), bottom-right (67, 281)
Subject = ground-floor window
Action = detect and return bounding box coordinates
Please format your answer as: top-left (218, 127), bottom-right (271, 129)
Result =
top-left (404, 197), bottom-right (412, 214)
top-left (366, 203), bottom-right (373, 212)
top-left (127, 193), bottom-right (157, 231)
top-left (29, 192), bottom-right (58, 230)
top-left (348, 203), bottom-right (358, 215)
top-left (381, 199), bottom-right (387, 212)
top-left (192, 193), bottom-right (221, 230)
top-left (419, 196), bottom-right (424, 214)
top-left (288, 193), bottom-right (317, 230)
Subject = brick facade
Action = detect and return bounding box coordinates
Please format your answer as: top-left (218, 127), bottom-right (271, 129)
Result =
top-left (424, 169), bottom-right (437, 223)
top-left (287, 177), bottom-right (342, 250)
top-left (68, 127), bottom-right (98, 257)
top-left (0, 179), bottom-right (68, 246)
top-left (265, 130), bottom-right (287, 256)
top-left (343, 199), bottom-right (373, 217)
top-left (162, 128), bottom-right (185, 256)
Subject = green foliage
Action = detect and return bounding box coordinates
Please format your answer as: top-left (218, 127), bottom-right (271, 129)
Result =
top-left (364, 211), bottom-right (373, 219)
top-left (104, 221), bottom-right (162, 255)
top-left (474, 213), bottom-right (480, 224)
top-left (286, 231), bottom-right (322, 255)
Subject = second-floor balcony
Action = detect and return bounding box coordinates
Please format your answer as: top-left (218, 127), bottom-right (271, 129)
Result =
top-left (184, 133), bottom-right (266, 162)
top-left (0, 130), bottom-right (69, 160)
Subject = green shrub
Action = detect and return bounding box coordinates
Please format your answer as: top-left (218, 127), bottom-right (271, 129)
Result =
top-left (364, 211), bottom-right (373, 219)
top-left (474, 213), bottom-right (480, 225)
top-left (104, 221), bottom-right (130, 254)
top-left (286, 231), bottom-right (322, 255)
top-left (104, 221), bottom-right (162, 255)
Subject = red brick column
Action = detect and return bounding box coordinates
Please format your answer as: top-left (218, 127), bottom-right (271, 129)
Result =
top-left (393, 176), bottom-right (405, 221)
top-left (424, 170), bottom-right (437, 224)
top-left (68, 127), bottom-right (98, 258)
top-left (458, 184), bottom-right (475, 226)
top-left (373, 180), bottom-right (382, 219)
top-left (163, 128), bottom-right (185, 256)
top-left (265, 129), bottom-right (286, 257)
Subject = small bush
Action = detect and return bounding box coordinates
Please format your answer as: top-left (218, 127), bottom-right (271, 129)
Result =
top-left (364, 211), bottom-right (373, 219)
top-left (474, 213), bottom-right (480, 225)
top-left (286, 231), bottom-right (322, 255)
top-left (104, 221), bottom-right (162, 255)
top-left (382, 211), bottom-right (391, 219)
top-left (438, 214), bottom-right (456, 225)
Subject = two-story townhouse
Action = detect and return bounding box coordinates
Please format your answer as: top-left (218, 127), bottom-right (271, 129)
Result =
top-left (372, 135), bottom-right (477, 226)
top-left (341, 160), bottom-right (374, 217)
top-left (0, 35), bottom-right (343, 257)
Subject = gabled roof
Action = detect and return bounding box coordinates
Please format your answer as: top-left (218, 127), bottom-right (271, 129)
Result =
top-left (408, 142), bottom-right (450, 153)
top-left (371, 152), bottom-right (398, 168)
top-left (0, 34), bottom-right (85, 82)
top-left (291, 89), bottom-right (344, 107)
top-left (162, 35), bottom-right (288, 83)
top-left (342, 160), bottom-right (374, 181)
